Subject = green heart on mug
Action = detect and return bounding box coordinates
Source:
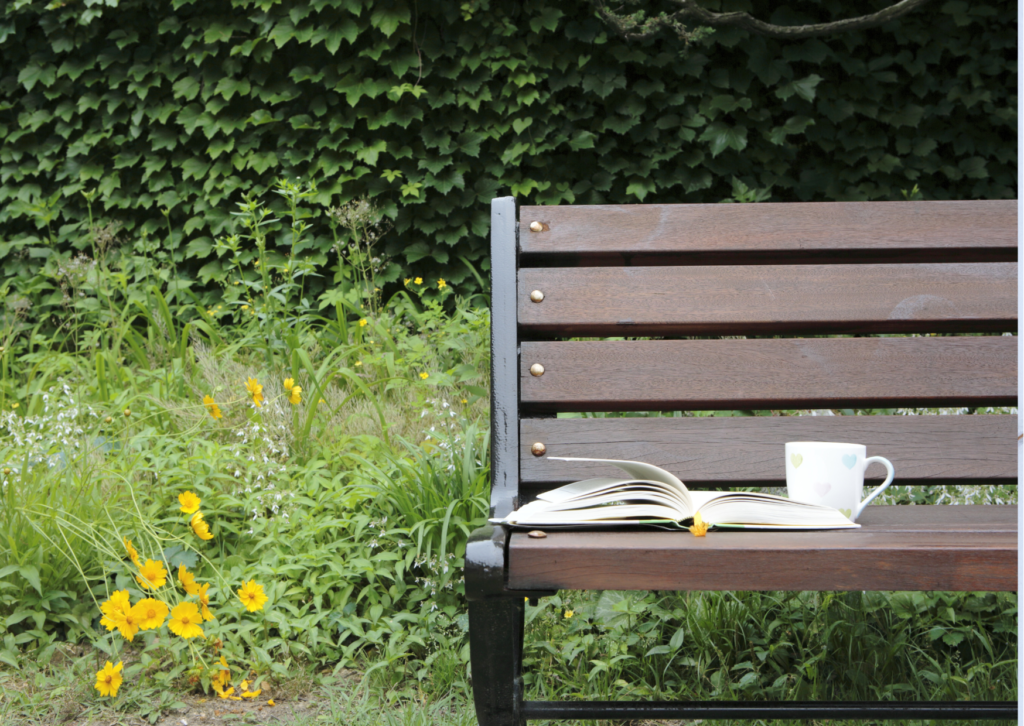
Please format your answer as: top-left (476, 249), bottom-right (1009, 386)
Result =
top-left (790, 453), bottom-right (803, 468)
top-left (839, 508), bottom-right (853, 519)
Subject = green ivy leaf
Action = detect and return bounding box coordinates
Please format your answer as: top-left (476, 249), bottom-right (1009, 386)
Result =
top-left (699, 122), bottom-right (748, 157)
top-left (775, 74), bottom-right (823, 102)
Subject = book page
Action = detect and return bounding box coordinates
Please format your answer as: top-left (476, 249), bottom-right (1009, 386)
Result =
top-left (545, 457), bottom-right (692, 514)
top-left (695, 491), bottom-right (858, 528)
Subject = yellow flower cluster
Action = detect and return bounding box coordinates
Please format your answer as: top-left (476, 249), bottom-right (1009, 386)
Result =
top-left (95, 517), bottom-right (269, 697)
top-left (245, 377), bottom-right (264, 407)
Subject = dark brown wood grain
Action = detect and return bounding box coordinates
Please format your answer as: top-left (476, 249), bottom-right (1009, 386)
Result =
top-left (520, 337), bottom-right (1016, 412)
top-left (518, 263), bottom-right (1017, 337)
top-left (507, 505), bottom-right (1018, 592)
top-left (519, 201), bottom-right (1018, 264)
top-left (519, 414), bottom-right (1017, 487)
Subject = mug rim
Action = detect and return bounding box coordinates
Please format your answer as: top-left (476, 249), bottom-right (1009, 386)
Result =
top-left (785, 441), bottom-right (866, 449)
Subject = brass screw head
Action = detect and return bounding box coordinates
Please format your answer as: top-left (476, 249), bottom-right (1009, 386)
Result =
top-left (531, 442), bottom-right (546, 456)
top-left (529, 290), bottom-right (544, 303)
top-left (529, 221), bottom-right (543, 232)
top-left (530, 363), bottom-right (545, 377)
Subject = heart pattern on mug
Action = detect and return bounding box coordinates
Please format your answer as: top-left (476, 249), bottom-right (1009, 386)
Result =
top-left (790, 453), bottom-right (803, 468)
top-left (813, 482), bottom-right (831, 497)
top-left (839, 508), bottom-right (853, 519)
top-left (842, 454), bottom-right (857, 470)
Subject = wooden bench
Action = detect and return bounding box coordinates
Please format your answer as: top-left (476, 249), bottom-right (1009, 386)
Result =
top-left (466, 197), bottom-right (1018, 724)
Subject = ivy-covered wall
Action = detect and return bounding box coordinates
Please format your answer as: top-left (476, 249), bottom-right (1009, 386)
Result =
top-left (0, 0), bottom-right (1016, 304)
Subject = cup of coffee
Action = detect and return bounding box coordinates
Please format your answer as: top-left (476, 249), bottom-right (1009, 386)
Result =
top-left (785, 442), bottom-right (895, 522)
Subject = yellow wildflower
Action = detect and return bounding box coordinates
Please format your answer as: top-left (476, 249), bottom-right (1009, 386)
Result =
top-left (319, 398), bottom-right (326, 404)
top-left (461, 398), bottom-right (468, 404)
top-left (419, 372), bottom-right (429, 380)
top-left (564, 610), bottom-right (574, 619)
top-left (178, 491), bottom-right (201, 514)
top-left (218, 687), bottom-right (242, 700)
top-left (359, 318), bottom-right (367, 327)
top-left (99, 590), bottom-right (132, 633)
top-left (268, 699), bottom-right (276, 706)
top-left (94, 661), bottom-right (123, 697)
top-left (403, 278), bottom-right (411, 286)
top-left (212, 656), bottom-right (230, 692)
top-left (178, 564), bottom-right (200, 595)
top-left (284, 378), bottom-right (301, 404)
top-left (689, 511), bottom-right (709, 537)
top-left (132, 598), bottom-right (169, 630)
top-left (168, 601), bottom-right (204, 639)
top-left (197, 582), bottom-right (215, 621)
top-left (135, 559), bottom-right (168, 590)
top-left (191, 511), bottom-right (214, 541)
top-left (109, 601), bottom-right (142, 641)
top-left (237, 580), bottom-right (268, 612)
top-left (414, 277), bottom-right (422, 284)
top-left (354, 361), bottom-right (362, 367)
top-left (242, 304), bottom-right (248, 310)
top-left (240, 680), bottom-right (262, 699)
top-left (245, 377), bottom-right (264, 407)
top-left (10, 403), bottom-right (18, 409)
top-left (437, 278), bottom-right (446, 289)
top-left (122, 537), bottom-right (140, 566)
top-left (203, 395), bottom-right (222, 419)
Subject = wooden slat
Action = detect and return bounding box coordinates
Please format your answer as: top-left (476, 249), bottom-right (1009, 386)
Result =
top-left (520, 337), bottom-right (1016, 412)
top-left (507, 505), bottom-right (1018, 592)
top-left (519, 263), bottom-right (1017, 337)
top-left (520, 201), bottom-right (1018, 264)
top-left (520, 415), bottom-right (1017, 487)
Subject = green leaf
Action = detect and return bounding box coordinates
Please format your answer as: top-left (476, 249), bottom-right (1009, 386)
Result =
top-left (699, 122), bottom-right (748, 156)
top-left (529, 7), bottom-right (563, 33)
top-left (370, 2), bottom-right (411, 38)
top-left (18, 64), bottom-right (56, 92)
top-left (18, 566), bottom-right (41, 596)
top-left (775, 74), bottom-right (823, 102)
top-left (216, 77), bottom-right (251, 101)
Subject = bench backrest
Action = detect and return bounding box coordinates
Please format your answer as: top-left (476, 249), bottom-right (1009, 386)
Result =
top-left (489, 198), bottom-right (1017, 518)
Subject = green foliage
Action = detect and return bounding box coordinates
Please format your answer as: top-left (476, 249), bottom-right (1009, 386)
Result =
top-left (0, 0), bottom-right (1015, 318)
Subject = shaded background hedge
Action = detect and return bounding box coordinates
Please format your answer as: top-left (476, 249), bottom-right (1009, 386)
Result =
top-left (0, 0), bottom-right (1016, 311)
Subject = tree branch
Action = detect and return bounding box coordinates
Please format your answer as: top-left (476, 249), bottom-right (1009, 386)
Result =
top-left (594, 0), bottom-right (935, 41)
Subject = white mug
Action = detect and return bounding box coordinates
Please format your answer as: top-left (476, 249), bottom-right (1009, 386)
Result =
top-left (784, 442), bottom-right (895, 522)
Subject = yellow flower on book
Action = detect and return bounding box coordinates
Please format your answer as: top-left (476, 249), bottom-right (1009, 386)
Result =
top-left (191, 511), bottom-right (214, 541)
top-left (178, 491), bottom-right (201, 514)
top-left (178, 564), bottom-right (200, 595)
top-left (135, 559), bottom-right (168, 590)
top-left (237, 580), bottom-right (268, 612)
top-left (168, 602), bottom-right (204, 639)
top-left (94, 661), bottom-right (123, 697)
top-left (689, 511), bottom-right (708, 537)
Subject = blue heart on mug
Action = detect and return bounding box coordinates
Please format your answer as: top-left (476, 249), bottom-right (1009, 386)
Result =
top-left (842, 454), bottom-right (857, 470)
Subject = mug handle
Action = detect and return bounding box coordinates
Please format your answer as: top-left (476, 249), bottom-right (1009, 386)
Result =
top-left (855, 456), bottom-right (895, 519)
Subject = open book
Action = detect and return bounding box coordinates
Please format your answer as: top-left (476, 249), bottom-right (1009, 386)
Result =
top-left (493, 458), bottom-right (859, 530)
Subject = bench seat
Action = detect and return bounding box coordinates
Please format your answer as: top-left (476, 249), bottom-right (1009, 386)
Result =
top-left (508, 505), bottom-right (1018, 592)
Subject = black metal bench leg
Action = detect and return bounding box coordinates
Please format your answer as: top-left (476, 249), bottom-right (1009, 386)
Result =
top-left (469, 597), bottom-right (526, 726)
